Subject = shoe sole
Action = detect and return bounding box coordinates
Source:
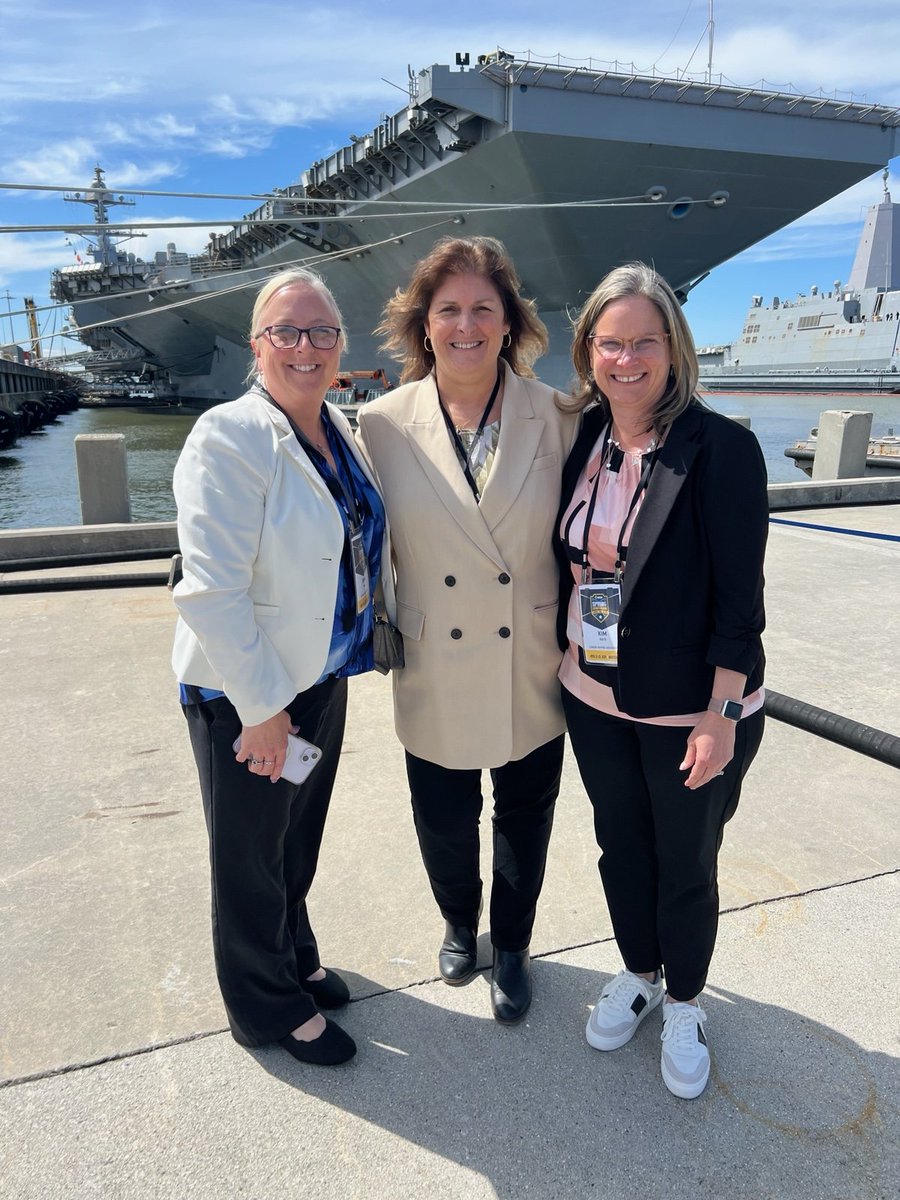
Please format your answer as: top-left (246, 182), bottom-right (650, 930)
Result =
top-left (492, 1003), bottom-right (531, 1025)
top-left (661, 1059), bottom-right (710, 1099)
top-left (585, 988), bottom-right (663, 1051)
top-left (440, 965), bottom-right (478, 987)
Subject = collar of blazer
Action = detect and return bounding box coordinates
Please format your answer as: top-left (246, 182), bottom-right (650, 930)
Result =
top-left (249, 386), bottom-right (380, 497)
top-left (403, 365), bottom-right (546, 565)
top-left (569, 401), bottom-right (705, 606)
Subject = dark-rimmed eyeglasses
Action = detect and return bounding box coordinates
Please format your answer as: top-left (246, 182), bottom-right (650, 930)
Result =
top-left (256, 324), bottom-right (341, 350)
top-left (587, 333), bottom-right (669, 358)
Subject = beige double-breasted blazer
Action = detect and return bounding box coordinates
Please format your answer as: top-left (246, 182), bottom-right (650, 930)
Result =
top-left (356, 367), bottom-right (578, 769)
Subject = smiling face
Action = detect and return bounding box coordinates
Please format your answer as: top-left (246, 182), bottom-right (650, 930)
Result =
top-left (250, 283), bottom-right (342, 415)
top-left (424, 272), bottom-right (510, 394)
top-left (589, 296), bottom-right (672, 426)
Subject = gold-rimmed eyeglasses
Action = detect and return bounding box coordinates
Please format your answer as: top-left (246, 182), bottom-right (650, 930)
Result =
top-left (587, 333), bottom-right (669, 358)
top-left (256, 324), bottom-right (341, 350)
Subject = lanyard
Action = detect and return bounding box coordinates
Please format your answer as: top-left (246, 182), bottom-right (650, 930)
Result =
top-left (578, 424), bottom-right (660, 584)
top-left (255, 383), bottom-right (362, 528)
top-left (437, 370), bottom-right (502, 501)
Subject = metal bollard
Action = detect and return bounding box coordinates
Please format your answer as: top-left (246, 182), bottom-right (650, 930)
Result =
top-left (74, 434), bottom-right (132, 524)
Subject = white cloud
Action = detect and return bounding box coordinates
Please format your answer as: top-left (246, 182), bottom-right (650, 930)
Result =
top-left (110, 160), bottom-right (180, 187)
top-left (2, 139), bottom-right (99, 185)
top-left (0, 234), bottom-right (72, 286)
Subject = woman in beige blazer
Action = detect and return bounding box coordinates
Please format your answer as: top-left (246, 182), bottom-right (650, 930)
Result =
top-left (357, 237), bottom-right (577, 1024)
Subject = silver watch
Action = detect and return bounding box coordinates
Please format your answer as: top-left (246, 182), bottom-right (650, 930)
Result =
top-left (708, 697), bottom-right (743, 722)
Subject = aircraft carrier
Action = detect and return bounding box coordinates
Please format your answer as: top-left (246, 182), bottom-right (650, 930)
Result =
top-left (50, 51), bottom-right (900, 404)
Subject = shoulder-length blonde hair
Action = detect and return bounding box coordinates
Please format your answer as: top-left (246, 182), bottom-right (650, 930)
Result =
top-left (566, 262), bottom-right (699, 433)
top-left (245, 267), bottom-right (346, 385)
top-left (377, 236), bottom-right (548, 384)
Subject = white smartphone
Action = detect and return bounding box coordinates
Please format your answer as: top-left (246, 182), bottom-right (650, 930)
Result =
top-left (232, 732), bottom-right (323, 785)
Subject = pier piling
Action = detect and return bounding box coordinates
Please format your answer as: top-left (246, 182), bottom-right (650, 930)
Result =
top-left (811, 409), bottom-right (873, 479)
top-left (74, 434), bottom-right (132, 524)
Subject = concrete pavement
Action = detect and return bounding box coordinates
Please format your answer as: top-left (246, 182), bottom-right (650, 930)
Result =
top-left (0, 503), bottom-right (897, 1198)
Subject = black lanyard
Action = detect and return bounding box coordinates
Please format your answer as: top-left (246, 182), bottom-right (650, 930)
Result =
top-left (255, 384), bottom-right (362, 529)
top-left (437, 370), bottom-right (502, 502)
top-left (578, 424), bottom-right (660, 583)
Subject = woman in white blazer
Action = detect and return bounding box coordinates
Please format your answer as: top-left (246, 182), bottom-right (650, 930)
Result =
top-left (172, 268), bottom-right (390, 1066)
top-left (357, 237), bottom-right (577, 1024)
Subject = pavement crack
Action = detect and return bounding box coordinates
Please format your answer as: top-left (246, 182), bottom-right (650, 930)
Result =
top-left (1, 868), bottom-right (895, 1091)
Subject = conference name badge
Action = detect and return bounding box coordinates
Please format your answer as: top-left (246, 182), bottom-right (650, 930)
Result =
top-left (578, 581), bottom-right (621, 665)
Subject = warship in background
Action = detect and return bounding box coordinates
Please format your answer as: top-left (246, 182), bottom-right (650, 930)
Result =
top-left (49, 50), bottom-right (900, 406)
top-left (700, 169), bottom-right (900, 393)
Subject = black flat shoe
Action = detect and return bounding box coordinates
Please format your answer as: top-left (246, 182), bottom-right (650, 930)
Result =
top-left (278, 1019), bottom-right (356, 1065)
top-left (491, 948), bottom-right (532, 1024)
top-left (438, 921), bottom-right (478, 986)
top-left (304, 968), bottom-right (350, 1010)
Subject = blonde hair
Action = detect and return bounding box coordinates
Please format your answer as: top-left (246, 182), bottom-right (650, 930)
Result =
top-left (376, 236), bottom-right (548, 384)
top-left (566, 262), bottom-right (699, 432)
top-left (246, 267), bottom-right (345, 384)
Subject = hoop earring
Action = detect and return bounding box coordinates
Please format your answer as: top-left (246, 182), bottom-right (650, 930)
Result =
top-left (502, 332), bottom-right (512, 349)
top-left (423, 335), bottom-right (433, 353)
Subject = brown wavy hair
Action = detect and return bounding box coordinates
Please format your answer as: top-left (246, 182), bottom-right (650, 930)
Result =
top-left (566, 262), bottom-right (699, 433)
top-left (377, 236), bottom-right (548, 383)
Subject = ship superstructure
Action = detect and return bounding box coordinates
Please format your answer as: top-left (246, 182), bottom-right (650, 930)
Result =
top-left (50, 52), bottom-right (900, 404)
top-left (700, 170), bottom-right (900, 392)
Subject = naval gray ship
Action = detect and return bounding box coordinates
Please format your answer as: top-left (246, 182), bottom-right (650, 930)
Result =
top-left (50, 51), bottom-right (900, 404)
top-left (701, 169), bottom-right (900, 393)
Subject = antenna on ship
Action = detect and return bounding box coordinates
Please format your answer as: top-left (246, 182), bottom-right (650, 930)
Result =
top-left (62, 165), bottom-right (141, 267)
top-left (883, 165), bottom-right (891, 203)
top-left (707, 0), bottom-right (716, 83)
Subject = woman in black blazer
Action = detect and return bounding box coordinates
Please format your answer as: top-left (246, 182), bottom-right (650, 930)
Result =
top-left (553, 263), bottom-right (767, 1099)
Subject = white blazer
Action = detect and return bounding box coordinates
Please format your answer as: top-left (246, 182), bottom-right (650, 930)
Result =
top-left (171, 388), bottom-right (393, 727)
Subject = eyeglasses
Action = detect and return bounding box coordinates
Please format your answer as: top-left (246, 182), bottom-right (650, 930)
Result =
top-left (256, 324), bottom-right (341, 350)
top-left (587, 333), bottom-right (669, 358)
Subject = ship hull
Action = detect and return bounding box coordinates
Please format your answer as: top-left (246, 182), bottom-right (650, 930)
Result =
top-left (701, 371), bottom-right (900, 394)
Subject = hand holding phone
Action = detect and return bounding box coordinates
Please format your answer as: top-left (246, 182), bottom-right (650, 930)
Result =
top-left (233, 732), bottom-right (322, 785)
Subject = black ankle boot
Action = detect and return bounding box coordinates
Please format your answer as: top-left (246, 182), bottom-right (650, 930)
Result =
top-left (438, 920), bottom-right (478, 985)
top-left (491, 948), bottom-right (531, 1024)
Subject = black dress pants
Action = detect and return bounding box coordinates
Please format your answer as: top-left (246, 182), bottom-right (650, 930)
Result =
top-left (405, 735), bottom-right (564, 952)
top-left (183, 676), bottom-right (347, 1046)
top-left (562, 687), bottom-right (764, 1000)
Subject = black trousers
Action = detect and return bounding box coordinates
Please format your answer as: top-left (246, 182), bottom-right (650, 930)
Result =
top-left (405, 736), bottom-right (564, 952)
top-left (562, 687), bottom-right (764, 1001)
top-left (183, 676), bottom-right (347, 1046)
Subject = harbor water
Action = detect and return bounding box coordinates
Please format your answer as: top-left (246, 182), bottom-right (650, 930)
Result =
top-left (1, 391), bottom-right (899, 530)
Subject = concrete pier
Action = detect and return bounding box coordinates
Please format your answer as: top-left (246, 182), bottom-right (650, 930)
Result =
top-left (0, 503), bottom-right (898, 1198)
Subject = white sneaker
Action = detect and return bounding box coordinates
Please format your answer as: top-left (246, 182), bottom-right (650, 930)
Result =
top-left (660, 1000), bottom-right (710, 1099)
top-left (585, 969), bottom-right (664, 1051)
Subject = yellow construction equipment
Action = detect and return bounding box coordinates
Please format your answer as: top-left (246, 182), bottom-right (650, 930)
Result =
top-left (24, 298), bottom-right (43, 361)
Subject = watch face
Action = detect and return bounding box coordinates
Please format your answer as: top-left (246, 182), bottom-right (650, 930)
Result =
top-left (722, 700), bottom-right (743, 721)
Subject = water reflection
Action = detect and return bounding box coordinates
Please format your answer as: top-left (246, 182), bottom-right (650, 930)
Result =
top-left (0, 407), bottom-right (198, 529)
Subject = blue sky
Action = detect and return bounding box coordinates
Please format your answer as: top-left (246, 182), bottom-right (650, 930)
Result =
top-left (1, 0), bottom-right (899, 356)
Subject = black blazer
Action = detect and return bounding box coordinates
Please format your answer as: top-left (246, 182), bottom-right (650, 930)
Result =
top-left (553, 400), bottom-right (768, 719)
